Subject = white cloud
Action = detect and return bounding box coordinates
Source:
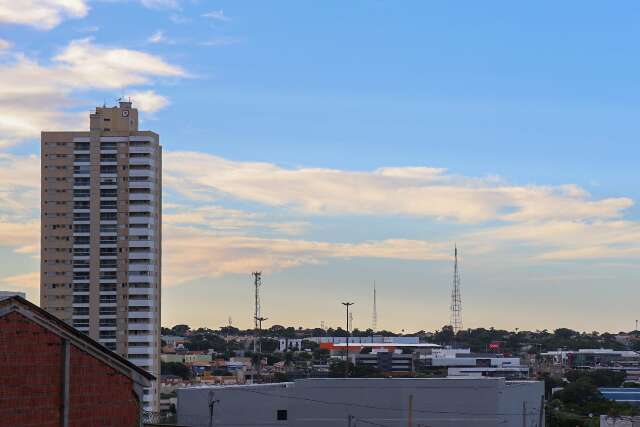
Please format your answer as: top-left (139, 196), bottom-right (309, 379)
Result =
top-left (0, 39), bottom-right (185, 143)
top-left (125, 90), bottom-right (170, 113)
top-left (140, 0), bottom-right (179, 10)
top-left (0, 38), bottom-right (11, 50)
top-left (200, 37), bottom-right (241, 47)
top-left (163, 152), bottom-right (633, 224)
top-left (202, 9), bottom-right (230, 22)
top-left (148, 30), bottom-right (166, 44)
top-left (0, 0), bottom-right (88, 30)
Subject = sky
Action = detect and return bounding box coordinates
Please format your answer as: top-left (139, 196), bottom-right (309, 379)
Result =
top-left (0, 1), bottom-right (639, 333)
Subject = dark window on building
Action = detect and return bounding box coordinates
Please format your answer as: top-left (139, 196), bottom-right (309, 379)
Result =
top-left (277, 410), bottom-right (288, 421)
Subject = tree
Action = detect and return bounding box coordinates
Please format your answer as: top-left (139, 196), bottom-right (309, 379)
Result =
top-left (171, 324), bottom-right (191, 336)
top-left (161, 362), bottom-right (192, 380)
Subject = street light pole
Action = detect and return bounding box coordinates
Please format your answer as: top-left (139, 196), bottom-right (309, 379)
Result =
top-left (342, 302), bottom-right (354, 378)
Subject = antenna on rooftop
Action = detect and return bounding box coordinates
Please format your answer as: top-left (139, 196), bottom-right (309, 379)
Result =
top-left (371, 281), bottom-right (378, 331)
top-left (252, 272), bottom-right (262, 353)
top-left (450, 245), bottom-right (463, 335)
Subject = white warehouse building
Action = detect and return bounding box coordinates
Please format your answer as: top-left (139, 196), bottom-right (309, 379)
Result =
top-left (177, 377), bottom-right (544, 427)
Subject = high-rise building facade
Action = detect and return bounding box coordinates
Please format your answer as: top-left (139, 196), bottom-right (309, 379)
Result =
top-left (41, 101), bottom-right (161, 412)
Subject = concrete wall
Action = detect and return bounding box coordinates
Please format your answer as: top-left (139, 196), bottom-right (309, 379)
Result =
top-left (177, 383), bottom-right (292, 427)
top-left (177, 377), bottom-right (543, 427)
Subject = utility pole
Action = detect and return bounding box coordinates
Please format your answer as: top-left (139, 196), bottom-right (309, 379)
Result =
top-left (208, 391), bottom-right (219, 427)
top-left (342, 302), bottom-right (354, 377)
top-left (408, 394), bottom-right (414, 427)
top-left (252, 272), bottom-right (262, 353)
top-left (347, 414), bottom-right (355, 427)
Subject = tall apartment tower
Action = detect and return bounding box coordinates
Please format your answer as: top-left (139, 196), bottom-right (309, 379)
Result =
top-left (41, 101), bottom-right (161, 412)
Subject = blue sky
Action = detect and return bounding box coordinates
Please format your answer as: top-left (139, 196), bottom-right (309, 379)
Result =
top-left (0, 1), bottom-right (639, 332)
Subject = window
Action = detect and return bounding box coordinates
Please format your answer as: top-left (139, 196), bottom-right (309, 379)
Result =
top-left (100, 271), bottom-right (117, 280)
top-left (100, 283), bottom-right (117, 292)
top-left (100, 212), bottom-right (117, 221)
top-left (129, 294), bottom-right (149, 300)
top-left (73, 259), bottom-right (90, 268)
top-left (129, 235), bottom-right (148, 241)
top-left (74, 236), bottom-right (90, 245)
top-left (129, 164), bottom-right (150, 170)
top-left (74, 201), bottom-right (90, 209)
top-left (100, 306), bottom-right (117, 315)
top-left (104, 342), bottom-right (116, 350)
top-left (73, 224), bottom-right (90, 233)
top-left (73, 307), bottom-right (89, 316)
top-left (100, 236), bottom-right (118, 244)
top-left (73, 272), bottom-right (89, 280)
top-left (73, 189), bottom-right (90, 198)
top-left (73, 165), bottom-right (90, 174)
top-left (128, 342), bottom-right (150, 347)
top-left (129, 259), bottom-right (150, 265)
top-left (100, 153), bottom-right (117, 162)
top-left (129, 152), bottom-right (150, 158)
top-left (129, 141), bottom-right (149, 147)
top-left (100, 224), bottom-right (118, 233)
top-left (129, 282), bottom-right (151, 288)
top-left (73, 247), bottom-right (90, 256)
top-left (73, 319), bottom-right (89, 328)
top-left (100, 142), bottom-right (117, 150)
top-left (100, 330), bottom-right (116, 339)
top-left (99, 318), bottom-right (116, 327)
top-left (100, 189), bottom-right (117, 198)
top-left (129, 223), bottom-right (148, 229)
top-left (129, 200), bottom-right (150, 205)
top-left (129, 176), bottom-right (149, 182)
top-left (129, 271), bottom-right (150, 277)
top-left (100, 200), bottom-right (117, 209)
top-left (74, 142), bottom-right (90, 150)
top-left (73, 295), bottom-right (89, 304)
top-left (74, 177), bottom-right (90, 185)
top-left (128, 306), bottom-right (150, 312)
top-left (129, 247), bottom-right (150, 253)
top-left (129, 187), bottom-right (150, 194)
top-left (100, 259), bottom-right (117, 268)
top-left (277, 410), bottom-right (288, 421)
top-left (73, 212), bottom-right (90, 221)
top-left (100, 165), bottom-right (117, 174)
top-left (100, 295), bottom-right (117, 304)
top-left (100, 177), bottom-right (117, 186)
top-left (74, 154), bottom-right (90, 162)
top-left (73, 283), bottom-right (90, 292)
top-left (129, 212), bottom-right (150, 217)
top-left (100, 247), bottom-right (117, 256)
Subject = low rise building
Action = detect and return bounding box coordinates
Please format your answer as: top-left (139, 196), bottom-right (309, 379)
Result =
top-left (0, 295), bottom-right (153, 426)
top-left (177, 377), bottom-right (544, 427)
top-left (425, 348), bottom-right (529, 379)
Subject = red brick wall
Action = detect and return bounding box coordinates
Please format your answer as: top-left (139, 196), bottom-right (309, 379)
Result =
top-left (0, 311), bottom-right (141, 427)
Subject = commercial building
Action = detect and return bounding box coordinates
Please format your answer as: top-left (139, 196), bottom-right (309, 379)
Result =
top-left (177, 377), bottom-right (544, 426)
top-left (426, 348), bottom-right (529, 379)
top-left (0, 295), bottom-right (153, 426)
top-left (40, 101), bottom-right (162, 411)
top-left (354, 352), bottom-right (416, 375)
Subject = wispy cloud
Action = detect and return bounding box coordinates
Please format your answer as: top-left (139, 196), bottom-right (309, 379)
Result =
top-left (147, 30), bottom-right (174, 44)
top-left (0, 0), bottom-right (88, 30)
top-left (202, 9), bottom-right (230, 22)
top-left (200, 37), bottom-right (241, 47)
top-left (140, 0), bottom-right (180, 10)
top-left (0, 271), bottom-right (39, 290)
top-left (0, 38), bottom-right (11, 50)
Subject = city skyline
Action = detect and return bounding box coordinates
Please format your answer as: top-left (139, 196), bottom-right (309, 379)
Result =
top-left (1, 1), bottom-right (639, 333)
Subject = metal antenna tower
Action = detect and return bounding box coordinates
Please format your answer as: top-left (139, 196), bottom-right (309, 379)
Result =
top-left (371, 281), bottom-right (378, 331)
top-left (450, 245), bottom-right (463, 334)
top-left (252, 272), bottom-right (262, 352)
